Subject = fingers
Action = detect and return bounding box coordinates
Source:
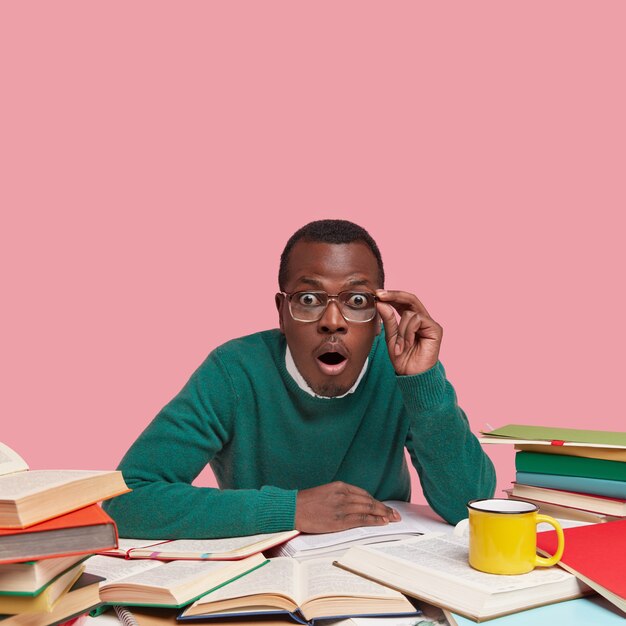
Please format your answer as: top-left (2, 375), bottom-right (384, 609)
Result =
top-left (376, 289), bottom-right (431, 317)
top-left (397, 311), bottom-right (420, 353)
top-left (376, 301), bottom-right (400, 346)
top-left (295, 482), bottom-right (401, 533)
top-left (377, 290), bottom-right (441, 349)
top-left (376, 289), bottom-right (443, 375)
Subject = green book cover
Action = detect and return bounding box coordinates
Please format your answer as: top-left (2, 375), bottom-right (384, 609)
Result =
top-left (515, 451), bottom-right (626, 481)
top-left (484, 424), bottom-right (626, 447)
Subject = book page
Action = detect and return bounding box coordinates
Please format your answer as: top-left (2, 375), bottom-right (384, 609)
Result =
top-left (366, 535), bottom-right (577, 593)
top-left (85, 555), bottom-right (162, 584)
top-left (300, 558), bottom-right (401, 603)
top-left (0, 441), bottom-right (29, 477)
top-left (86, 555), bottom-right (239, 590)
top-left (112, 560), bottom-right (237, 590)
top-left (0, 469), bottom-right (109, 498)
top-left (124, 532), bottom-right (293, 557)
top-left (190, 557), bottom-right (297, 606)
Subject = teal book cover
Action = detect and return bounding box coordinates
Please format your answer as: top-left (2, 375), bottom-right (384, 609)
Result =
top-left (516, 472), bottom-right (626, 499)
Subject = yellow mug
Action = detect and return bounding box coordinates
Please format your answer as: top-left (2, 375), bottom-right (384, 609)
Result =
top-left (464, 498), bottom-right (565, 575)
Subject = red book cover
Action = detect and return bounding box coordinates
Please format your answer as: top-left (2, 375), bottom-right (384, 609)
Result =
top-left (0, 504), bottom-right (119, 564)
top-left (537, 519), bottom-right (626, 609)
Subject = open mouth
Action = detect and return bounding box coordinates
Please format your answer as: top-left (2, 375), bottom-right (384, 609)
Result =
top-left (318, 352), bottom-right (347, 366)
top-left (315, 348), bottom-right (349, 376)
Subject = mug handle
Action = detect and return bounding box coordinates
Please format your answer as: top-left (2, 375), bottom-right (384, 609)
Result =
top-left (534, 514), bottom-right (565, 567)
top-left (454, 518), bottom-right (469, 538)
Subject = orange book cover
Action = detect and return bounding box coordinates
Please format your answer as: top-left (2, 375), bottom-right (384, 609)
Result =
top-left (537, 519), bottom-right (626, 612)
top-left (0, 504), bottom-right (119, 564)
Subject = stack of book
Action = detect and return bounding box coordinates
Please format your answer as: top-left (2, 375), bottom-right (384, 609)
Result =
top-left (0, 441), bottom-right (130, 626)
top-left (479, 424), bottom-right (626, 524)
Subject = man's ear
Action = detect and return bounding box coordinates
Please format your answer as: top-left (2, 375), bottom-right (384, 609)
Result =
top-left (275, 293), bottom-right (285, 333)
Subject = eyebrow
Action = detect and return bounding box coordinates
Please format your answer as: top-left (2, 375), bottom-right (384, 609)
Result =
top-left (295, 277), bottom-right (372, 289)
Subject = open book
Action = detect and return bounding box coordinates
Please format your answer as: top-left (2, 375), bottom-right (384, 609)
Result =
top-left (0, 441), bottom-right (129, 528)
top-left (336, 534), bottom-right (590, 622)
top-left (100, 530), bottom-right (299, 561)
top-left (84, 553), bottom-right (267, 608)
top-left (179, 556), bottom-right (418, 624)
top-left (270, 501), bottom-right (450, 560)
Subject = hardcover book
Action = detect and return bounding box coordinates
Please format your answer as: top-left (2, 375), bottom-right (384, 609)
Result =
top-left (480, 424), bottom-right (626, 448)
top-left (0, 573), bottom-right (103, 626)
top-left (515, 451), bottom-right (626, 481)
top-left (0, 505), bottom-right (118, 564)
top-left (537, 519), bottom-right (626, 614)
top-left (0, 563), bottom-right (84, 614)
top-left (0, 441), bottom-right (129, 529)
top-left (0, 554), bottom-right (87, 595)
top-left (515, 471), bottom-right (626, 499)
top-left (504, 489), bottom-right (621, 523)
top-left (509, 482), bottom-right (626, 517)
top-left (179, 556), bottom-right (418, 624)
top-left (84, 553), bottom-right (267, 608)
top-left (336, 534), bottom-right (590, 622)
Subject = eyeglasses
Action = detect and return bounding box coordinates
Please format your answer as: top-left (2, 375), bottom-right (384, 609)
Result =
top-left (280, 290), bottom-right (378, 323)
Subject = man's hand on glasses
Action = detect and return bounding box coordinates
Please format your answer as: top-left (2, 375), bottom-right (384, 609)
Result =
top-left (375, 290), bottom-right (443, 376)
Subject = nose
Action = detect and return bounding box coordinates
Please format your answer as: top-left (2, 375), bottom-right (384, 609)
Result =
top-left (318, 298), bottom-right (347, 334)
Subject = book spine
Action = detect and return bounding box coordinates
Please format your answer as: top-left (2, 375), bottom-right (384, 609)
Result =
top-left (515, 452), bottom-right (626, 481)
top-left (516, 472), bottom-right (626, 499)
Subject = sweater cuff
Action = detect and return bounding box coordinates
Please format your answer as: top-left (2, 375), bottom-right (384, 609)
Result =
top-left (255, 485), bottom-right (298, 532)
top-left (396, 361), bottom-right (447, 412)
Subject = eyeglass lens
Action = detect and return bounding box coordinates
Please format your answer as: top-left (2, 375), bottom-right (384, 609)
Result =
top-left (288, 291), bottom-right (377, 322)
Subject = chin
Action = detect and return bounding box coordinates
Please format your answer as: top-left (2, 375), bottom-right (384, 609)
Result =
top-left (308, 378), bottom-right (354, 398)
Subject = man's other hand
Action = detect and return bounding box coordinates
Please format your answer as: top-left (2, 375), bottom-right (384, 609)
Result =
top-left (295, 482), bottom-right (401, 533)
top-left (376, 290), bottom-right (443, 376)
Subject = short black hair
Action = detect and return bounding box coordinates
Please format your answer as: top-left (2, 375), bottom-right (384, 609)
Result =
top-left (279, 219), bottom-right (385, 290)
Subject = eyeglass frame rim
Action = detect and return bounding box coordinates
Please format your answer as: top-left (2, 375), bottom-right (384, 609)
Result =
top-left (277, 290), bottom-right (379, 324)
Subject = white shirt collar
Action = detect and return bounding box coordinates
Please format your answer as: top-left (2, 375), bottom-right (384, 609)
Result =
top-left (285, 344), bottom-right (368, 399)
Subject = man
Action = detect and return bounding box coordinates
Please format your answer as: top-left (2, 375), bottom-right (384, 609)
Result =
top-left (104, 220), bottom-right (495, 538)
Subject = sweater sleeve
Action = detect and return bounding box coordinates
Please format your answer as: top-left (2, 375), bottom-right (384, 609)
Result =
top-left (103, 350), bottom-right (297, 538)
top-left (399, 362), bottom-right (496, 525)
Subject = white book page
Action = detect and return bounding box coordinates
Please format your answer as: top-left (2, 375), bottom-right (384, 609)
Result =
top-left (282, 501), bottom-right (450, 552)
top-left (85, 555), bottom-right (234, 590)
top-left (301, 558), bottom-right (401, 602)
top-left (85, 555), bottom-right (162, 584)
top-left (0, 441), bottom-right (29, 477)
top-left (123, 532), bottom-right (292, 556)
top-left (190, 557), bottom-right (297, 606)
top-left (112, 560), bottom-right (234, 590)
top-left (0, 469), bottom-right (108, 498)
top-left (365, 535), bottom-right (576, 593)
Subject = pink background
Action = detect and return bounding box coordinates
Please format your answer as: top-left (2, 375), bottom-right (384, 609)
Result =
top-left (2, 3), bottom-right (625, 506)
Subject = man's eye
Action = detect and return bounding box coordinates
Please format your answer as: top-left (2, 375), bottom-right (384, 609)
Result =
top-left (297, 293), bottom-right (323, 306)
top-left (346, 293), bottom-right (371, 308)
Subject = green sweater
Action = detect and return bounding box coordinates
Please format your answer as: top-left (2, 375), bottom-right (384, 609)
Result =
top-left (104, 330), bottom-right (495, 537)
